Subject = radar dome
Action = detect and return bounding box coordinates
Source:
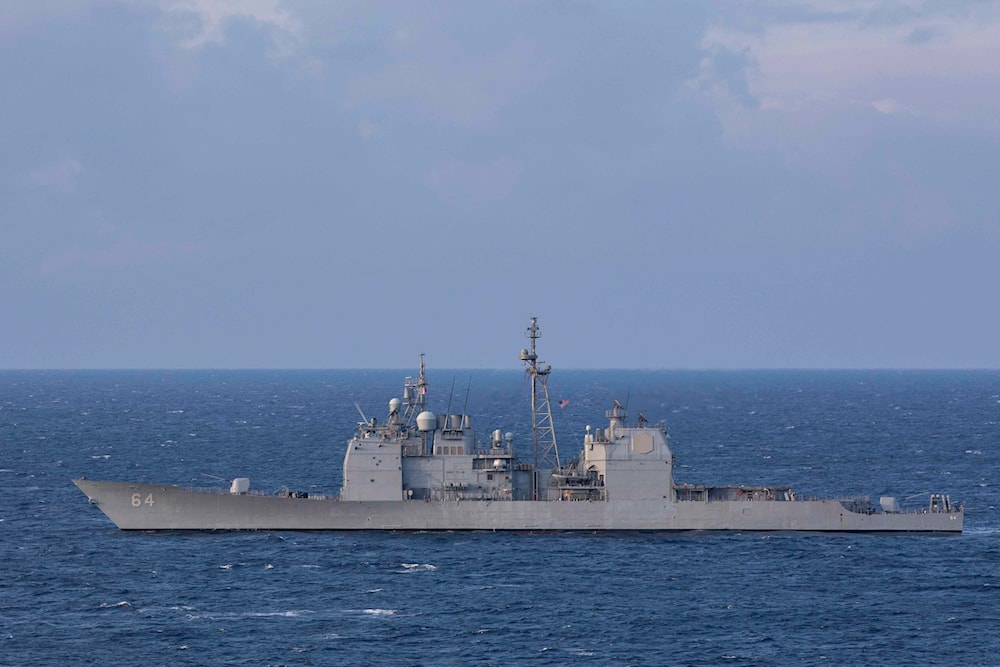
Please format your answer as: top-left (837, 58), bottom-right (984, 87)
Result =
top-left (388, 398), bottom-right (402, 413)
top-left (416, 411), bottom-right (437, 432)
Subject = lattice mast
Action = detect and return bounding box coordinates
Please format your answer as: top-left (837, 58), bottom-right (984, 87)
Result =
top-left (519, 317), bottom-right (561, 475)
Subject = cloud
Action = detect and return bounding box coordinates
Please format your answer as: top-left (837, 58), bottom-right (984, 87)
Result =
top-left (348, 36), bottom-right (553, 129)
top-left (1, 0), bottom-right (299, 51)
top-left (40, 235), bottom-right (207, 275)
top-left (0, 1), bottom-right (90, 36)
top-left (871, 98), bottom-right (907, 115)
top-left (425, 157), bottom-right (523, 206)
top-left (149, 0), bottom-right (321, 93)
top-left (358, 118), bottom-right (382, 141)
top-left (157, 0), bottom-right (302, 52)
top-left (692, 2), bottom-right (1000, 130)
top-left (904, 24), bottom-right (943, 45)
top-left (26, 156), bottom-right (82, 193)
top-left (690, 42), bottom-right (759, 109)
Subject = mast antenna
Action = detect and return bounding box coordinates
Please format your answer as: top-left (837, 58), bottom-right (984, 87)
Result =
top-left (402, 353), bottom-right (428, 426)
top-left (519, 317), bottom-right (561, 482)
top-left (461, 377), bottom-right (472, 419)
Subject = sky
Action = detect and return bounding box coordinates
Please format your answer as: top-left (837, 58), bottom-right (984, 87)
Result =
top-left (2, 0), bottom-right (999, 369)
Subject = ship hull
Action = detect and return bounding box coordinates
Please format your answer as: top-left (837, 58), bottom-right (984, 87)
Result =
top-left (74, 480), bottom-right (963, 532)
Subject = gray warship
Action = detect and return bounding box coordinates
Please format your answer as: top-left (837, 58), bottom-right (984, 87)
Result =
top-left (74, 318), bottom-right (963, 532)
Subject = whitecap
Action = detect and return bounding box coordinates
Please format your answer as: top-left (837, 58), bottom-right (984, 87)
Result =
top-left (399, 563), bottom-right (437, 571)
top-left (362, 608), bottom-right (395, 616)
top-left (219, 564), bottom-right (234, 570)
top-left (246, 610), bottom-right (307, 618)
top-left (99, 601), bottom-right (132, 609)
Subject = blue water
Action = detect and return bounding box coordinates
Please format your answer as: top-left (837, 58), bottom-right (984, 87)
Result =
top-left (2, 369), bottom-right (998, 666)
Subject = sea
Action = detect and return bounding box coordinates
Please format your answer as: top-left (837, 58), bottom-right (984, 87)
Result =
top-left (1, 369), bottom-right (997, 666)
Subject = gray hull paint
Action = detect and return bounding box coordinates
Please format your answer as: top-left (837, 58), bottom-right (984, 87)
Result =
top-left (74, 480), bottom-right (963, 532)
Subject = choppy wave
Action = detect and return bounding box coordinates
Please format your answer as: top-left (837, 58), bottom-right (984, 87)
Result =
top-left (2, 369), bottom-right (998, 666)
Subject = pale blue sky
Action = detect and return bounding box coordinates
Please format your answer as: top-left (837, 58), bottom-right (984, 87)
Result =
top-left (2, 1), bottom-right (998, 369)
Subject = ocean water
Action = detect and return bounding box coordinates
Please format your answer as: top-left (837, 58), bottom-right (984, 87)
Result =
top-left (1, 369), bottom-right (998, 666)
